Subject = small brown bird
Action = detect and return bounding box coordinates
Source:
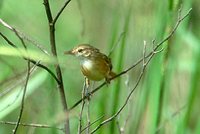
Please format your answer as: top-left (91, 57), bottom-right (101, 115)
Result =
top-left (64, 44), bottom-right (116, 83)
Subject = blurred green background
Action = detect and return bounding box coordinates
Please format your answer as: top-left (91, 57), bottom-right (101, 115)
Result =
top-left (0, 0), bottom-right (199, 134)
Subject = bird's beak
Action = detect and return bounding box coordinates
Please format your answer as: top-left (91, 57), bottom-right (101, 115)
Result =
top-left (64, 50), bottom-right (74, 55)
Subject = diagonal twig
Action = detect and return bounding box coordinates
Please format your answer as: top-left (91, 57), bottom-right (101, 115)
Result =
top-left (81, 115), bottom-right (104, 133)
top-left (53, 0), bottom-right (72, 24)
top-left (108, 31), bottom-right (126, 57)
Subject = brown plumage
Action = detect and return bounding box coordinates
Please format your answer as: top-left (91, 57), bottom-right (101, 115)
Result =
top-left (64, 44), bottom-right (115, 82)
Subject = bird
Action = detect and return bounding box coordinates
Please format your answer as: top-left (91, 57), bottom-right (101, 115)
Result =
top-left (64, 44), bottom-right (116, 83)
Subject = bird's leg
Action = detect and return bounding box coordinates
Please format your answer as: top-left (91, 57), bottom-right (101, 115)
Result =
top-left (105, 77), bottom-right (111, 84)
top-left (85, 77), bottom-right (91, 133)
top-left (85, 77), bottom-right (91, 100)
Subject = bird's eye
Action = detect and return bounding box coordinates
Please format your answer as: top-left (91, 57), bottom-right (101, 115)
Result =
top-left (78, 48), bottom-right (83, 53)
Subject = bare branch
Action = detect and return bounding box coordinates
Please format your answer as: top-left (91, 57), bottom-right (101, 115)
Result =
top-left (116, 69), bottom-right (134, 134)
top-left (53, 0), bottom-right (72, 24)
top-left (78, 78), bottom-right (87, 134)
top-left (0, 32), bottom-right (17, 48)
top-left (153, 8), bottom-right (192, 51)
top-left (0, 19), bottom-right (25, 49)
top-left (43, 0), bottom-right (70, 133)
top-left (81, 115), bottom-right (104, 133)
top-left (28, 59), bottom-right (60, 83)
top-left (78, 101), bottom-right (85, 134)
top-left (43, 0), bottom-right (53, 23)
top-left (0, 121), bottom-right (64, 131)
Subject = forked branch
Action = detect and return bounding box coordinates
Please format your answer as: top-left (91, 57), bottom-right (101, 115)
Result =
top-left (43, 0), bottom-right (72, 134)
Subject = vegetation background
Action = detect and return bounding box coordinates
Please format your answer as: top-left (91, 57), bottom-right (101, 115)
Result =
top-left (0, 0), bottom-right (199, 134)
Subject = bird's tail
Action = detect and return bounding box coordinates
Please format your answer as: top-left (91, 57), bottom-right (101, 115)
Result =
top-left (105, 71), bottom-right (116, 83)
top-left (109, 71), bottom-right (116, 79)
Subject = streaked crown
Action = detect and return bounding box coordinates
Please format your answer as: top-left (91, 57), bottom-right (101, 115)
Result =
top-left (64, 44), bottom-right (99, 58)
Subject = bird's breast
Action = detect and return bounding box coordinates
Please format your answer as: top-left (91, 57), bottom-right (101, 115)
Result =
top-left (80, 59), bottom-right (110, 81)
top-left (81, 60), bottom-right (93, 70)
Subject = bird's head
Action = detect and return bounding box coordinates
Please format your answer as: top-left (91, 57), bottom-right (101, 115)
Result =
top-left (64, 44), bottom-right (99, 58)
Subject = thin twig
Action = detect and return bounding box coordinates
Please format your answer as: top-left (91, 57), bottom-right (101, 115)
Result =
top-left (78, 78), bottom-right (87, 134)
top-left (0, 19), bottom-right (24, 48)
top-left (0, 32), bottom-right (16, 48)
top-left (81, 115), bottom-right (104, 133)
top-left (116, 74), bottom-right (132, 134)
top-left (53, 0), bottom-right (72, 24)
top-left (153, 7), bottom-right (192, 51)
top-left (108, 32), bottom-right (125, 57)
top-left (78, 102), bottom-right (85, 134)
top-left (28, 59), bottom-right (60, 83)
top-left (124, 75), bottom-right (133, 128)
top-left (12, 61), bottom-right (31, 134)
top-left (69, 8), bottom-right (192, 111)
top-left (0, 121), bottom-right (64, 131)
